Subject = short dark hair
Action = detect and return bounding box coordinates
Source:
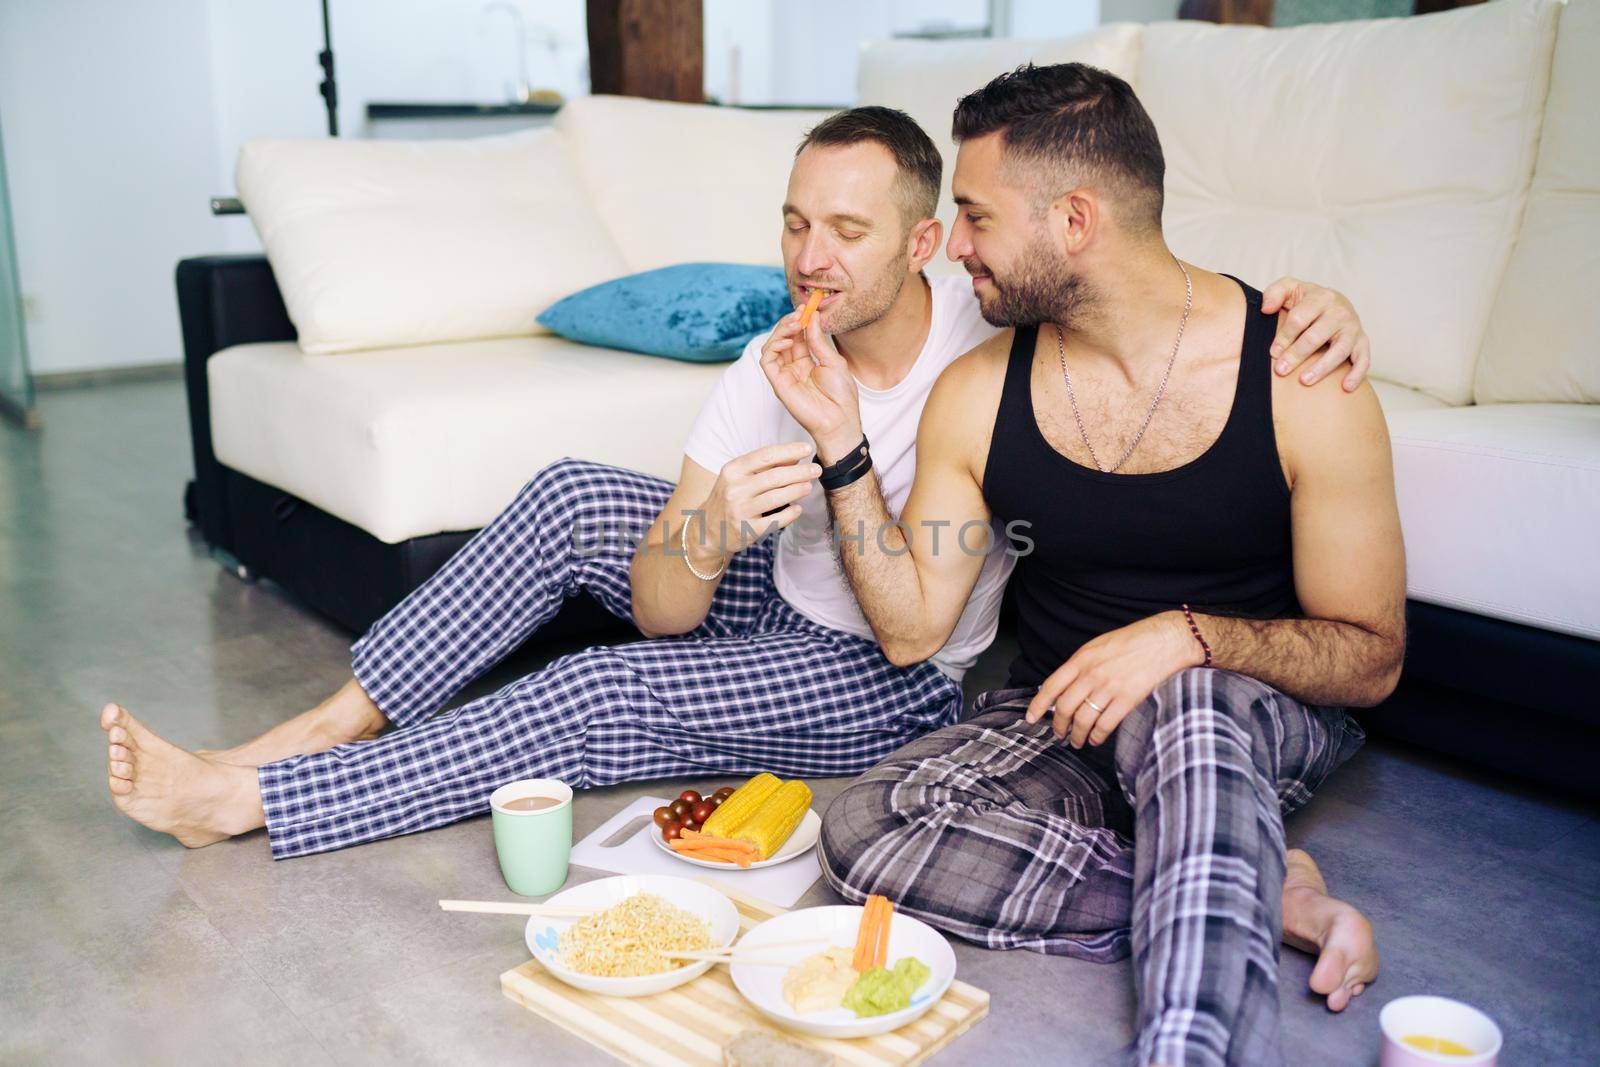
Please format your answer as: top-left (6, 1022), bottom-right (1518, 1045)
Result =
top-left (796, 106), bottom-right (942, 227)
top-left (952, 63), bottom-right (1165, 230)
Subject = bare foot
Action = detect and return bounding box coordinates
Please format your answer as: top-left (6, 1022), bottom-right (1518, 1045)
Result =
top-left (1282, 848), bottom-right (1379, 1012)
top-left (198, 677), bottom-right (387, 767)
top-left (101, 703), bottom-right (265, 847)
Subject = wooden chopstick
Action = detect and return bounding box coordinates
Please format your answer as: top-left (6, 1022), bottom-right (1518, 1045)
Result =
top-left (438, 899), bottom-right (600, 917)
top-left (666, 951), bottom-right (796, 966)
top-left (730, 937), bottom-right (833, 952)
top-left (667, 937), bottom-right (831, 965)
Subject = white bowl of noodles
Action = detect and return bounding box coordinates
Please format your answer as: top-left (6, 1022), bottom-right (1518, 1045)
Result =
top-left (524, 874), bottom-right (740, 997)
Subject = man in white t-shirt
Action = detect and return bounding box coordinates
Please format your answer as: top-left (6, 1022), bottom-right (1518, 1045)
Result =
top-left (98, 107), bottom-right (1372, 859)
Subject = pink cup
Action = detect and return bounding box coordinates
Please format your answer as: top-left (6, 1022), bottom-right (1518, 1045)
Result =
top-left (1379, 996), bottom-right (1502, 1066)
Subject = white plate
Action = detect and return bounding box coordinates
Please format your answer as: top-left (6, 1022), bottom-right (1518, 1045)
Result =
top-left (729, 905), bottom-right (957, 1038)
top-left (649, 808), bottom-right (821, 870)
top-left (523, 874), bottom-right (739, 998)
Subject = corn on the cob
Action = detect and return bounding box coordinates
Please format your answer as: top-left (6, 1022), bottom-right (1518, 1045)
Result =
top-left (701, 772), bottom-right (781, 837)
top-left (731, 779), bottom-right (812, 859)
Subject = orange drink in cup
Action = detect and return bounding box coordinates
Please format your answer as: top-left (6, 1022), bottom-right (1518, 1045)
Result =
top-left (1379, 995), bottom-right (1502, 1065)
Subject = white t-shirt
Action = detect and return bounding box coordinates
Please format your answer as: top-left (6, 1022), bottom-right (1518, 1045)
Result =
top-left (682, 274), bottom-right (1013, 681)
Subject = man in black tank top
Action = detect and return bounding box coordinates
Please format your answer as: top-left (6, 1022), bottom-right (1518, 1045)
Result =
top-left (765, 65), bottom-right (1406, 1067)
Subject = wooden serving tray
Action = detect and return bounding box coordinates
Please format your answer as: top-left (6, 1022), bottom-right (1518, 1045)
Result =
top-left (500, 881), bottom-right (989, 1067)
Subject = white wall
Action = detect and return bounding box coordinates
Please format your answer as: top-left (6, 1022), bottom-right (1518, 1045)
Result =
top-left (0, 0), bottom-right (591, 374)
top-left (0, 0), bottom-right (227, 374)
top-left (1006, 0), bottom-right (1106, 39)
top-left (202, 3), bottom-right (326, 254)
top-left (703, 0), bottom-right (1101, 107)
top-left (1100, 0), bottom-right (1181, 23)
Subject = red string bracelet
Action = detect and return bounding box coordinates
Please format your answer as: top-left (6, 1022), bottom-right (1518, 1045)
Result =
top-left (1181, 603), bottom-right (1213, 668)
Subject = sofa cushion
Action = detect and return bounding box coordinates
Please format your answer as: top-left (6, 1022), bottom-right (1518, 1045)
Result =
top-left (236, 129), bottom-right (629, 355)
top-left (1136, 0), bottom-right (1560, 405)
top-left (537, 263), bottom-right (789, 363)
top-left (207, 338), bottom-right (724, 544)
top-left (857, 24), bottom-right (1143, 279)
top-left (1386, 403), bottom-right (1600, 640)
top-left (1475, 0), bottom-right (1600, 404)
top-left (1371, 380), bottom-right (1448, 415)
top-left (554, 96), bottom-right (832, 274)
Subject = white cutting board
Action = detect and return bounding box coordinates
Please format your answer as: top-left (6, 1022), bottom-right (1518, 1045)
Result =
top-left (569, 795), bottom-right (823, 907)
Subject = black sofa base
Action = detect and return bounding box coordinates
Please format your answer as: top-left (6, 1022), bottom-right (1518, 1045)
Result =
top-left (1361, 602), bottom-right (1600, 797)
top-left (209, 467), bottom-right (629, 645)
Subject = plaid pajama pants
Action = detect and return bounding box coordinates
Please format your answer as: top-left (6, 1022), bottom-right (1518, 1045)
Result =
top-left (819, 668), bottom-right (1365, 1067)
top-left (256, 458), bottom-right (961, 860)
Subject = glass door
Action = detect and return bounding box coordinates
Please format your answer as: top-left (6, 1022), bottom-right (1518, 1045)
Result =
top-left (0, 110), bottom-right (36, 427)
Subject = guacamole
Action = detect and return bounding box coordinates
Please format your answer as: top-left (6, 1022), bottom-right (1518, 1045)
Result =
top-left (841, 956), bottom-right (932, 1017)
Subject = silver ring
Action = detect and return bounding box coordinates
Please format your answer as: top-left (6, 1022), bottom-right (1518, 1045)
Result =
top-left (1083, 697), bottom-right (1105, 713)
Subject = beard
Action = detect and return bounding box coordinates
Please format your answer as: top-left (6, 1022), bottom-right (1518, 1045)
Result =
top-left (794, 250), bottom-right (910, 336)
top-left (967, 234), bottom-right (1091, 329)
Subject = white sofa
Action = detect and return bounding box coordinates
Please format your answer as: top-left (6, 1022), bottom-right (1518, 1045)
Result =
top-left (180, 0), bottom-right (1598, 787)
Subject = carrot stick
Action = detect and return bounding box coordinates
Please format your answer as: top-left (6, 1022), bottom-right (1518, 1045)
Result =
top-left (800, 286), bottom-right (825, 329)
top-left (676, 829), bottom-right (746, 845)
top-left (674, 832), bottom-right (758, 855)
top-left (874, 897), bottom-right (893, 969)
top-left (681, 828), bottom-right (743, 843)
top-left (850, 900), bottom-right (869, 970)
top-left (853, 894), bottom-right (885, 972)
top-left (681, 851), bottom-right (750, 865)
top-left (670, 835), bottom-right (751, 851)
top-left (669, 840), bottom-right (754, 867)
top-left (675, 844), bottom-right (757, 860)
top-left (678, 843), bottom-right (754, 854)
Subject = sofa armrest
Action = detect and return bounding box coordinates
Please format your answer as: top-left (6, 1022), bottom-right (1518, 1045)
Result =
top-left (175, 255), bottom-right (296, 553)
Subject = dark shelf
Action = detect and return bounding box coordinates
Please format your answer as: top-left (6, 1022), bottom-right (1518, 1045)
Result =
top-left (366, 101), bottom-right (562, 120)
top-left (368, 99), bottom-right (842, 121)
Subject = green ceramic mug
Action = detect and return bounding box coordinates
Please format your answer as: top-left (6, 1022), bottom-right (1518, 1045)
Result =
top-left (489, 778), bottom-right (573, 896)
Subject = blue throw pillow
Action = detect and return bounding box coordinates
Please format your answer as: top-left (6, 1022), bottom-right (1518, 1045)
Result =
top-left (536, 262), bottom-right (791, 363)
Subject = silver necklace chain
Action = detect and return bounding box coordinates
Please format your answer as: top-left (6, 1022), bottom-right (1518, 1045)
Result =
top-left (1055, 257), bottom-right (1192, 474)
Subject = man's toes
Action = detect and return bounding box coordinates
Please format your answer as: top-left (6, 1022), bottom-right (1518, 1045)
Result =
top-left (108, 743), bottom-right (130, 763)
top-left (110, 759), bottom-right (133, 780)
top-left (108, 775), bottom-right (133, 796)
top-left (1329, 974), bottom-right (1369, 1013)
top-left (100, 703), bottom-right (124, 731)
top-left (109, 726), bottom-right (132, 749)
top-left (1309, 947), bottom-right (1347, 997)
top-left (116, 709), bottom-right (164, 751)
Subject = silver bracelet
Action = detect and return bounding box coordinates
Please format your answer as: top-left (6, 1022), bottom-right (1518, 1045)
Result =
top-left (680, 515), bottom-right (727, 581)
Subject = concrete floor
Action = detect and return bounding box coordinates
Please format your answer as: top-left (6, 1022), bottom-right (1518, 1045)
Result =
top-left (2, 376), bottom-right (1597, 1066)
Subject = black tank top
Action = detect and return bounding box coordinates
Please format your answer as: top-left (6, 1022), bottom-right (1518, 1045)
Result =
top-left (983, 278), bottom-right (1300, 689)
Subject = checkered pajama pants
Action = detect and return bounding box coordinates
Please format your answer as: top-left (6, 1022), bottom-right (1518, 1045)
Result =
top-left (818, 669), bottom-right (1365, 1067)
top-left (256, 458), bottom-right (962, 860)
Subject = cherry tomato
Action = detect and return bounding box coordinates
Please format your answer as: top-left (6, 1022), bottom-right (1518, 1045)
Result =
top-left (683, 819), bottom-right (701, 834)
top-left (690, 800), bottom-right (716, 824)
top-left (661, 820), bottom-right (682, 841)
top-left (669, 799), bottom-right (691, 818)
top-left (710, 795), bottom-right (724, 808)
top-left (652, 806), bottom-right (673, 827)
top-left (678, 789), bottom-right (703, 806)
top-left (714, 787), bottom-right (735, 800)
